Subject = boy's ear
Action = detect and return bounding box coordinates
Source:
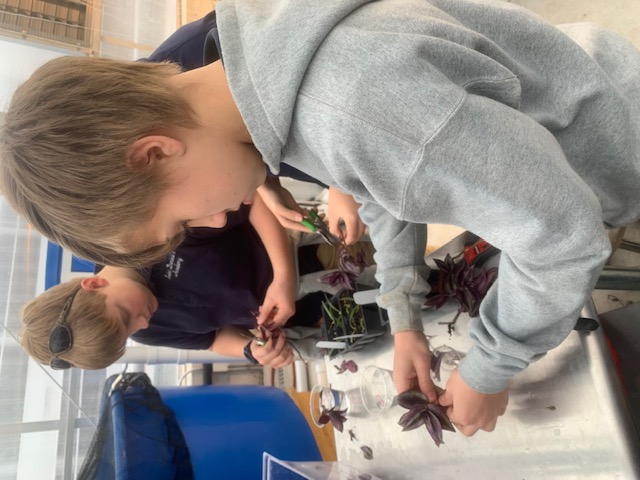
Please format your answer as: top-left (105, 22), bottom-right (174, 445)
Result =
top-left (80, 277), bottom-right (109, 291)
top-left (127, 135), bottom-right (186, 171)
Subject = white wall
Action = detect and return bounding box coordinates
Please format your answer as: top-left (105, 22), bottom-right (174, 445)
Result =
top-left (0, 38), bottom-right (73, 111)
top-left (0, 0), bottom-right (178, 112)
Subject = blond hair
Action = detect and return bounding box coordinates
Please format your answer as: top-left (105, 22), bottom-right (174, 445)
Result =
top-left (0, 56), bottom-right (195, 266)
top-left (20, 278), bottom-right (126, 370)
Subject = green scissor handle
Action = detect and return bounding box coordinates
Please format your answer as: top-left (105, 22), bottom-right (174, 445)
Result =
top-left (301, 218), bottom-right (316, 232)
top-left (308, 209), bottom-right (321, 221)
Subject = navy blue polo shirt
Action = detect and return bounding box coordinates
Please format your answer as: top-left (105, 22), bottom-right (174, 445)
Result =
top-left (130, 206), bottom-right (324, 350)
top-left (130, 206), bottom-right (271, 349)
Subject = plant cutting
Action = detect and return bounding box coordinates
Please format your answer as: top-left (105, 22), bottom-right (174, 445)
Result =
top-left (319, 245), bottom-right (387, 354)
top-left (335, 359), bottom-right (359, 374)
top-left (360, 445), bottom-right (374, 460)
top-left (316, 405), bottom-right (348, 432)
top-left (397, 390), bottom-right (456, 447)
top-left (425, 253), bottom-right (498, 334)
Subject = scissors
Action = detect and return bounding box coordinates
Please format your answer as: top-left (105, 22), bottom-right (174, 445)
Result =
top-left (300, 209), bottom-right (341, 245)
top-left (238, 328), bottom-right (268, 347)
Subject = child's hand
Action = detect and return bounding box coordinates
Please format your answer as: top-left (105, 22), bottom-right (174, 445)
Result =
top-left (256, 280), bottom-right (296, 327)
top-left (251, 333), bottom-right (294, 368)
top-left (437, 369), bottom-right (509, 436)
top-left (327, 187), bottom-right (366, 245)
top-left (257, 177), bottom-right (308, 231)
top-left (393, 330), bottom-right (438, 403)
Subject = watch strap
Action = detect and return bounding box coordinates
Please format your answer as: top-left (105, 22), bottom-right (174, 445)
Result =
top-left (243, 341), bottom-right (259, 365)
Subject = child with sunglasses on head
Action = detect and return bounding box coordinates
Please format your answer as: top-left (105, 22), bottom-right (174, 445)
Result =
top-left (21, 195), bottom-right (344, 370)
top-left (4, 0), bottom-right (640, 437)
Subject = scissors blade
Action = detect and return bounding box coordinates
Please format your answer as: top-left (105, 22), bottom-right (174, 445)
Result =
top-left (301, 209), bottom-right (341, 245)
top-left (316, 226), bottom-right (341, 245)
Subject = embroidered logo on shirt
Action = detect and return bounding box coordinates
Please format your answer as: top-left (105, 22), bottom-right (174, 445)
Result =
top-left (163, 252), bottom-right (184, 280)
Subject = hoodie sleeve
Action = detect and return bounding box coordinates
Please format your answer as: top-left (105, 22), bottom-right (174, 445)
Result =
top-left (395, 92), bottom-right (612, 393)
top-left (357, 201), bottom-right (431, 334)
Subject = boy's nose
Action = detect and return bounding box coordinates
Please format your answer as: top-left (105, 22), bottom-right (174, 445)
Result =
top-left (188, 213), bottom-right (227, 229)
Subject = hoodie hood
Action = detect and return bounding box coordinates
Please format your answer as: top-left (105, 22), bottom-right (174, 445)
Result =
top-left (216, 0), bottom-right (371, 174)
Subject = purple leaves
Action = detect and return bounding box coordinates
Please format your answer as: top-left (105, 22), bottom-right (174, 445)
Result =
top-left (256, 322), bottom-right (282, 343)
top-left (425, 253), bottom-right (498, 318)
top-left (320, 245), bottom-right (369, 291)
top-left (320, 270), bottom-right (357, 291)
top-left (360, 445), bottom-right (374, 460)
top-left (335, 359), bottom-right (358, 374)
top-left (397, 390), bottom-right (455, 447)
top-left (430, 350), bottom-right (444, 382)
top-left (317, 406), bottom-right (348, 432)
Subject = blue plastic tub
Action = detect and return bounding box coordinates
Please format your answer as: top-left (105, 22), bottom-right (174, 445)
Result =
top-left (159, 385), bottom-right (321, 479)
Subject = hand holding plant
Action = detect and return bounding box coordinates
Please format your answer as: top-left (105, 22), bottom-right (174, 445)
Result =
top-left (397, 390), bottom-right (456, 447)
top-left (250, 328), bottom-right (293, 369)
top-left (437, 368), bottom-right (509, 437)
top-left (393, 331), bottom-right (437, 403)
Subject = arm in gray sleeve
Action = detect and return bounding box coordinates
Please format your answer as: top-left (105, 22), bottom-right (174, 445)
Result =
top-left (400, 93), bottom-right (612, 393)
top-left (357, 201), bottom-right (430, 334)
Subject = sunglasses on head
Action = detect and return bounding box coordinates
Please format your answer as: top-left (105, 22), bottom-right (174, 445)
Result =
top-left (48, 287), bottom-right (80, 370)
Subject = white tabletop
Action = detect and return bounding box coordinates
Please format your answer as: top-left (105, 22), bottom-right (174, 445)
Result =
top-left (325, 239), bottom-right (640, 480)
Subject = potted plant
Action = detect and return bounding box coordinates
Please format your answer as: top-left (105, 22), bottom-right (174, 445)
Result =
top-left (319, 245), bottom-right (388, 355)
top-left (425, 251), bottom-right (498, 334)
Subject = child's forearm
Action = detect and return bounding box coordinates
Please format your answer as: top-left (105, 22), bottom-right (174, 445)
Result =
top-left (208, 326), bottom-right (249, 358)
top-left (249, 193), bottom-right (296, 284)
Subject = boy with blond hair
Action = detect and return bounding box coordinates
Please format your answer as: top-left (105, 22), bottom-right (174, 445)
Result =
top-left (3, 0), bottom-right (640, 437)
top-left (21, 198), bottom-right (342, 370)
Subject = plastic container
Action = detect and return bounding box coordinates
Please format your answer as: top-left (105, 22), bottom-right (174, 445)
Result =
top-left (159, 385), bottom-right (322, 479)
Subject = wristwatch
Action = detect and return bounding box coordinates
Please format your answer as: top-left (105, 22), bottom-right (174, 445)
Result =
top-left (243, 341), bottom-right (259, 365)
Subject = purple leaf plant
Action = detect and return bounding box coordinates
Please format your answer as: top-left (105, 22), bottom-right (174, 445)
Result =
top-left (320, 245), bottom-right (369, 292)
top-left (335, 359), bottom-right (359, 374)
top-left (397, 390), bottom-right (456, 447)
top-left (425, 253), bottom-right (498, 333)
top-left (317, 406), bottom-right (348, 432)
top-left (320, 244), bottom-right (370, 340)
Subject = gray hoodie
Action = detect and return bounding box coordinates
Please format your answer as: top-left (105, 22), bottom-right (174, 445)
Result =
top-left (216, 0), bottom-right (640, 393)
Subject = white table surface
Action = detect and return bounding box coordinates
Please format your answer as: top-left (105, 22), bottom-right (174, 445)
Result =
top-left (325, 237), bottom-right (640, 480)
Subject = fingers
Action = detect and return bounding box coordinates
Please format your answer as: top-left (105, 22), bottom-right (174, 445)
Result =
top-left (444, 401), bottom-right (506, 437)
top-left (451, 418), bottom-right (498, 437)
top-left (274, 207), bottom-right (307, 231)
top-left (341, 218), bottom-right (366, 245)
top-left (257, 298), bottom-right (295, 327)
top-left (256, 303), bottom-right (278, 325)
top-left (437, 389), bottom-right (452, 407)
top-left (328, 216), bottom-right (366, 245)
top-left (252, 335), bottom-right (293, 368)
top-left (270, 304), bottom-right (294, 326)
top-left (255, 306), bottom-right (270, 326)
top-left (416, 364), bottom-right (437, 403)
top-left (457, 424), bottom-right (482, 437)
top-left (328, 215), bottom-right (342, 241)
top-left (392, 330), bottom-right (432, 395)
top-left (393, 371), bottom-right (417, 396)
